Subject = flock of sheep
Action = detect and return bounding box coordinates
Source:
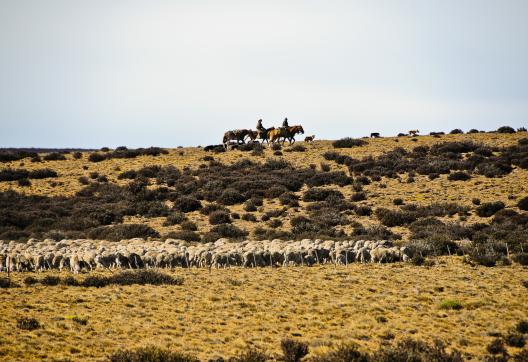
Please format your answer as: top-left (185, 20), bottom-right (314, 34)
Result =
top-left (0, 238), bottom-right (413, 273)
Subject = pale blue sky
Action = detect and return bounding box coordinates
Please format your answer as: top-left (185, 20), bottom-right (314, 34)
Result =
top-left (0, 0), bottom-right (527, 147)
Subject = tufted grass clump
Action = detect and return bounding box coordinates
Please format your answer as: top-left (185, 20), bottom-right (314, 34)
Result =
top-left (109, 346), bottom-right (199, 362)
top-left (17, 317), bottom-right (41, 331)
top-left (439, 299), bottom-right (463, 310)
top-left (80, 270), bottom-right (184, 288)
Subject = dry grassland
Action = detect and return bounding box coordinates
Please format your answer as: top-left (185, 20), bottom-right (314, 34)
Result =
top-left (1, 260), bottom-right (527, 361)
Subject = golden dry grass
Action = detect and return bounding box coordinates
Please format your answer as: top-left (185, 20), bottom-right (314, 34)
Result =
top-left (1, 260), bottom-right (527, 361)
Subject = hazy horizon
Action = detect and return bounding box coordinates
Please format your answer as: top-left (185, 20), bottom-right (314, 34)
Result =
top-left (1, 1), bottom-right (527, 148)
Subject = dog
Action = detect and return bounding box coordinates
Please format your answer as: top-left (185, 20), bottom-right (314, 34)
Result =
top-left (408, 130), bottom-right (419, 136)
top-left (304, 135), bottom-right (316, 143)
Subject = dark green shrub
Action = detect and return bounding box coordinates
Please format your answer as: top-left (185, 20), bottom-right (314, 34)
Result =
top-left (218, 188), bottom-right (246, 205)
top-left (0, 277), bottom-right (17, 288)
top-left (393, 198), bottom-right (404, 206)
top-left (311, 343), bottom-right (367, 362)
top-left (476, 201), bottom-right (505, 217)
top-left (173, 196), bottom-right (202, 212)
top-left (62, 276), bottom-right (79, 286)
top-left (513, 253), bottom-right (528, 266)
top-left (448, 172), bottom-right (471, 181)
top-left (281, 339), bottom-right (309, 362)
top-left (163, 212), bottom-right (187, 226)
top-left (200, 203), bottom-right (229, 215)
top-left (241, 213), bottom-right (257, 222)
top-left (372, 338), bottom-right (462, 362)
top-left (497, 126), bottom-right (516, 134)
top-left (88, 224), bottom-right (160, 241)
top-left (487, 338), bottom-right (506, 355)
top-left (41, 275), bottom-right (61, 286)
top-left (17, 178), bottom-right (31, 187)
top-left (332, 137), bottom-right (367, 148)
top-left (229, 347), bottom-right (269, 362)
top-left (243, 200), bottom-right (257, 212)
top-left (375, 208), bottom-right (416, 227)
top-left (516, 320), bottom-right (528, 334)
top-left (88, 153), bottom-right (106, 162)
top-left (17, 317), bottom-right (41, 331)
top-left (355, 205), bottom-right (372, 216)
top-left (351, 192), bottom-right (366, 202)
top-left (505, 333), bottom-right (525, 348)
top-left (43, 152), bottom-right (66, 161)
top-left (288, 144), bottom-right (306, 152)
top-left (82, 270), bottom-right (183, 288)
top-left (514, 350), bottom-right (528, 362)
top-left (181, 221), bottom-right (197, 231)
top-left (303, 188), bottom-right (343, 202)
top-left (24, 276), bottom-right (38, 285)
top-left (518, 196), bottom-right (528, 211)
top-left (165, 230), bottom-right (200, 242)
top-left (450, 129), bottom-right (464, 134)
top-left (279, 192), bottom-right (299, 207)
top-left (211, 224), bottom-right (248, 239)
top-left (209, 210), bottom-right (231, 225)
top-left (109, 346), bottom-right (198, 362)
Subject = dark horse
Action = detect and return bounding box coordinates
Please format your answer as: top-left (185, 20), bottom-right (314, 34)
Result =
top-left (223, 129), bottom-right (251, 147)
top-left (268, 125), bottom-right (304, 144)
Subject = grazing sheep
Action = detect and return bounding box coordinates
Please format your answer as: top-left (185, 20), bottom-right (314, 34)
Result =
top-left (0, 237), bottom-right (413, 272)
top-left (70, 255), bottom-right (81, 274)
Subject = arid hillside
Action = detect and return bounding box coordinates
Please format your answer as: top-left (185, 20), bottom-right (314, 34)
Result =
top-left (1, 130), bottom-right (528, 361)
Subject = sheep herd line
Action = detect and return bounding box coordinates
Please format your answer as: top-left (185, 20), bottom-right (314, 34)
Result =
top-left (0, 238), bottom-right (414, 273)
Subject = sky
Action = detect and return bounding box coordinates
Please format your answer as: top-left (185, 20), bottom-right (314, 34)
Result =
top-left (0, 0), bottom-right (527, 148)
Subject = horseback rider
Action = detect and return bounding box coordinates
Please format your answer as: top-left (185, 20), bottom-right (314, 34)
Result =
top-left (282, 118), bottom-right (289, 128)
top-left (256, 119), bottom-right (267, 139)
top-left (256, 119), bottom-right (265, 132)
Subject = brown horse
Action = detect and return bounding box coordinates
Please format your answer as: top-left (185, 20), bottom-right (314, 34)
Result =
top-left (255, 127), bottom-right (275, 144)
top-left (268, 125), bottom-right (305, 144)
top-left (245, 130), bottom-right (259, 143)
top-left (223, 129), bottom-right (250, 146)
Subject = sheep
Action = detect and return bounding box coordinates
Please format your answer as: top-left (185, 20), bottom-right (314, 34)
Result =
top-left (70, 255), bottom-right (81, 274)
top-left (0, 237), bottom-right (412, 271)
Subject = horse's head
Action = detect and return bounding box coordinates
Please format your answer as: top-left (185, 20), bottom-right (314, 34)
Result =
top-left (292, 125), bottom-right (304, 134)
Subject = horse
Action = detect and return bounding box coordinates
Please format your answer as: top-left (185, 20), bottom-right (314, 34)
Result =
top-left (245, 130), bottom-right (259, 143)
top-left (223, 129), bottom-right (250, 147)
top-left (255, 127), bottom-right (275, 144)
top-left (408, 130), bottom-right (419, 136)
top-left (268, 125), bottom-right (304, 144)
top-left (370, 132), bottom-right (380, 138)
